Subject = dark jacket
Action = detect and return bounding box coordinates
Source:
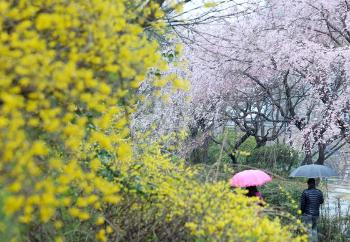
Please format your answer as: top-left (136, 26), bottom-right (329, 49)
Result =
top-left (300, 188), bottom-right (324, 216)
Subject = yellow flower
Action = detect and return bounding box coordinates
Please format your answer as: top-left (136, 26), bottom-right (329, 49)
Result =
top-left (31, 141), bottom-right (48, 155)
top-left (106, 226), bottom-right (113, 234)
top-left (9, 181), bottom-right (22, 192)
top-left (55, 236), bottom-right (64, 242)
top-left (19, 215), bottom-right (32, 223)
top-left (96, 216), bottom-right (105, 225)
top-left (4, 196), bottom-right (24, 215)
top-left (79, 212), bottom-right (90, 221)
top-left (40, 207), bottom-right (55, 222)
top-left (103, 195), bottom-right (120, 204)
top-left (54, 220), bottom-right (63, 229)
top-left (117, 143), bottom-right (132, 161)
top-left (173, 79), bottom-right (190, 91)
top-left (90, 159), bottom-right (101, 171)
top-left (96, 229), bottom-right (107, 242)
top-left (204, 2), bottom-right (218, 8)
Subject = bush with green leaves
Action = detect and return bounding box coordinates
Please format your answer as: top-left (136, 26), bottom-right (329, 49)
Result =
top-left (207, 129), bottom-right (256, 164)
top-left (248, 144), bottom-right (300, 173)
top-left (261, 179), bottom-right (305, 213)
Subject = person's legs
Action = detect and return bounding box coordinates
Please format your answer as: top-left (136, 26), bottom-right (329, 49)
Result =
top-left (311, 216), bottom-right (318, 230)
top-left (302, 214), bottom-right (313, 241)
top-left (302, 215), bottom-right (320, 242)
top-left (311, 216), bottom-right (319, 242)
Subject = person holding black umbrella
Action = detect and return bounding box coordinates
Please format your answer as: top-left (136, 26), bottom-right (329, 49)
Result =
top-left (290, 164), bottom-right (337, 241)
top-left (300, 178), bottom-right (324, 242)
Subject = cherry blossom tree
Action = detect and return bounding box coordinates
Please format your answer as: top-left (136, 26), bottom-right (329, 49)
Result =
top-left (186, 0), bottom-right (350, 164)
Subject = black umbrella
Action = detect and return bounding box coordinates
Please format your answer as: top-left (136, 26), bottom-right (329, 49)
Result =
top-left (289, 164), bottom-right (338, 178)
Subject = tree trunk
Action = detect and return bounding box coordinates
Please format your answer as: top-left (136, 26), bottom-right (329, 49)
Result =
top-left (301, 132), bottom-right (313, 165)
top-left (234, 133), bottom-right (251, 150)
top-left (316, 143), bottom-right (326, 165)
top-left (228, 153), bottom-right (237, 164)
top-left (211, 132), bottom-right (251, 164)
top-left (302, 152), bottom-right (312, 165)
top-left (255, 137), bottom-right (267, 148)
top-left (190, 136), bottom-right (210, 164)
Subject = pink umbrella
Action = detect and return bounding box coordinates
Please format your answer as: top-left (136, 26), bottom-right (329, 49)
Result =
top-left (230, 169), bottom-right (272, 187)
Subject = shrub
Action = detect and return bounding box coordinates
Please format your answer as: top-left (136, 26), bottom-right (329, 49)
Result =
top-left (248, 144), bottom-right (299, 173)
top-left (207, 129), bottom-right (256, 164)
top-left (261, 179), bottom-right (305, 214)
top-left (260, 179), bottom-right (307, 237)
top-left (319, 195), bottom-right (350, 241)
top-left (0, 0), bottom-right (168, 240)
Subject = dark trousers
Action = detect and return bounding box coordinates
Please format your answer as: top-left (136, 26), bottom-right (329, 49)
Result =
top-left (302, 214), bottom-right (319, 242)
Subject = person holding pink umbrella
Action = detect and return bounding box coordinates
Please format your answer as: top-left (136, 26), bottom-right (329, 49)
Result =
top-left (246, 186), bottom-right (263, 200)
top-left (230, 169), bottom-right (272, 203)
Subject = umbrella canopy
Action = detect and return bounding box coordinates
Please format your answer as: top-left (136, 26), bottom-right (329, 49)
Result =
top-left (230, 169), bottom-right (272, 187)
top-left (289, 164), bottom-right (338, 178)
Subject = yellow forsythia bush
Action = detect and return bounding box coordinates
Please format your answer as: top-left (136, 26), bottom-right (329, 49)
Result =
top-left (0, 0), bottom-right (306, 241)
top-left (110, 144), bottom-right (307, 241)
